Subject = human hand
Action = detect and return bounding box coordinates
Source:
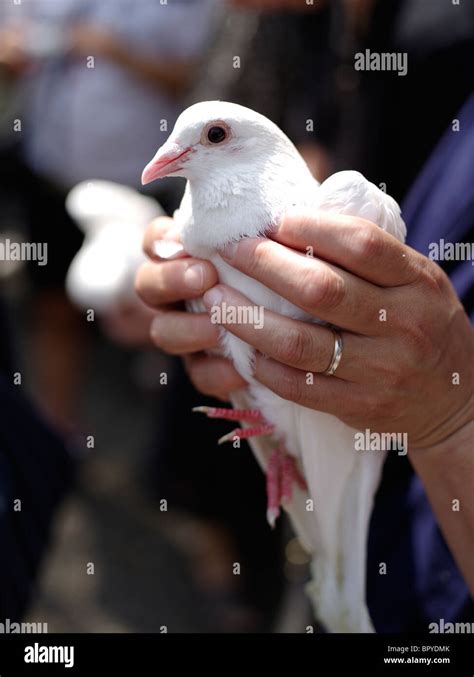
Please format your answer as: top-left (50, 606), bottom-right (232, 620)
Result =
top-left (135, 217), bottom-right (247, 400)
top-left (201, 210), bottom-right (474, 449)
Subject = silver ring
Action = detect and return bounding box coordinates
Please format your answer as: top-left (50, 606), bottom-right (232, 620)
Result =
top-left (323, 328), bottom-right (343, 376)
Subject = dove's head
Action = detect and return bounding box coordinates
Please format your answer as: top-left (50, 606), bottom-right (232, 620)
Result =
top-left (141, 101), bottom-right (297, 185)
top-left (141, 101), bottom-right (315, 253)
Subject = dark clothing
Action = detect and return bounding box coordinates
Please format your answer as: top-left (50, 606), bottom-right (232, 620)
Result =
top-left (368, 95), bottom-right (474, 632)
top-left (0, 374), bottom-right (74, 619)
top-left (328, 0), bottom-right (474, 202)
top-left (226, 0), bottom-right (474, 204)
top-left (0, 146), bottom-right (76, 618)
top-left (403, 96), bottom-right (474, 321)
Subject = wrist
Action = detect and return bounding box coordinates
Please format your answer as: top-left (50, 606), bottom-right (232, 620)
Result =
top-left (409, 415), bottom-right (474, 596)
top-left (409, 416), bottom-right (474, 472)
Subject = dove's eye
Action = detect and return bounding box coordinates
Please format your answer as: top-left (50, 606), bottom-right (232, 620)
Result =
top-left (201, 121), bottom-right (232, 147)
top-left (207, 126), bottom-right (227, 144)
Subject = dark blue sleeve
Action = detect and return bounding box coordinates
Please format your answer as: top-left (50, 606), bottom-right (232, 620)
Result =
top-left (367, 94), bottom-right (474, 633)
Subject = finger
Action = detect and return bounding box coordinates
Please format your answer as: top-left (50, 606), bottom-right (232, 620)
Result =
top-left (143, 216), bottom-right (184, 260)
top-left (203, 284), bottom-right (365, 381)
top-left (135, 258), bottom-right (218, 307)
top-left (271, 210), bottom-right (421, 287)
top-left (253, 354), bottom-right (362, 418)
top-left (220, 238), bottom-right (391, 335)
top-left (183, 354), bottom-right (247, 399)
top-left (150, 311), bottom-right (220, 354)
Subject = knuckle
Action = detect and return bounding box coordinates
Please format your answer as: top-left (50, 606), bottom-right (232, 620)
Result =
top-left (394, 302), bottom-right (439, 366)
top-left (426, 261), bottom-right (450, 295)
top-left (378, 383), bottom-right (407, 422)
top-left (414, 256), bottom-right (449, 298)
top-left (404, 315), bottom-right (435, 363)
top-left (300, 267), bottom-right (345, 312)
top-left (246, 240), bottom-right (269, 275)
top-left (375, 348), bottom-right (407, 390)
top-left (277, 326), bottom-right (310, 367)
top-left (356, 225), bottom-right (386, 260)
top-left (136, 263), bottom-right (167, 306)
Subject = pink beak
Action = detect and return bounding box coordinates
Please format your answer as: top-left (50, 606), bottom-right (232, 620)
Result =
top-left (141, 142), bottom-right (192, 185)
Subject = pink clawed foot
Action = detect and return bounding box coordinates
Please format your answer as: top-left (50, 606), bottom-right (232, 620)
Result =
top-left (192, 406), bottom-right (274, 444)
top-left (192, 406), bottom-right (265, 422)
top-left (266, 448), bottom-right (308, 529)
top-left (282, 454), bottom-right (308, 494)
top-left (192, 406), bottom-right (307, 528)
top-left (217, 424), bottom-right (275, 445)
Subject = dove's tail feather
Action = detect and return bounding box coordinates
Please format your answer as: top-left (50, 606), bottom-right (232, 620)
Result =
top-left (306, 436), bottom-right (386, 631)
top-left (296, 406), bottom-right (383, 633)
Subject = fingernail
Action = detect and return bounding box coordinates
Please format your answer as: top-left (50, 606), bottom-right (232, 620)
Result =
top-left (203, 286), bottom-right (223, 308)
top-left (153, 239), bottom-right (184, 259)
top-left (220, 241), bottom-right (238, 261)
top-left (184, 263), bottom-right (205, 291)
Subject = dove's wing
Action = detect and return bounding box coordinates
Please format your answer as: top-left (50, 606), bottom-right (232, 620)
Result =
top-left (313, 170), bottom-right (406, 241)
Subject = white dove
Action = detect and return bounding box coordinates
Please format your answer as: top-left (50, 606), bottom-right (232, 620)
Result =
top-left (66, 180), bottom-right (164, 312)
top-left (141, 101), bottom-right (406, 633)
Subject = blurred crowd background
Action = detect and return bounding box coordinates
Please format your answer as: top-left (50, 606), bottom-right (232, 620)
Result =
top-left (0, 0), bottom-right (473, 633)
